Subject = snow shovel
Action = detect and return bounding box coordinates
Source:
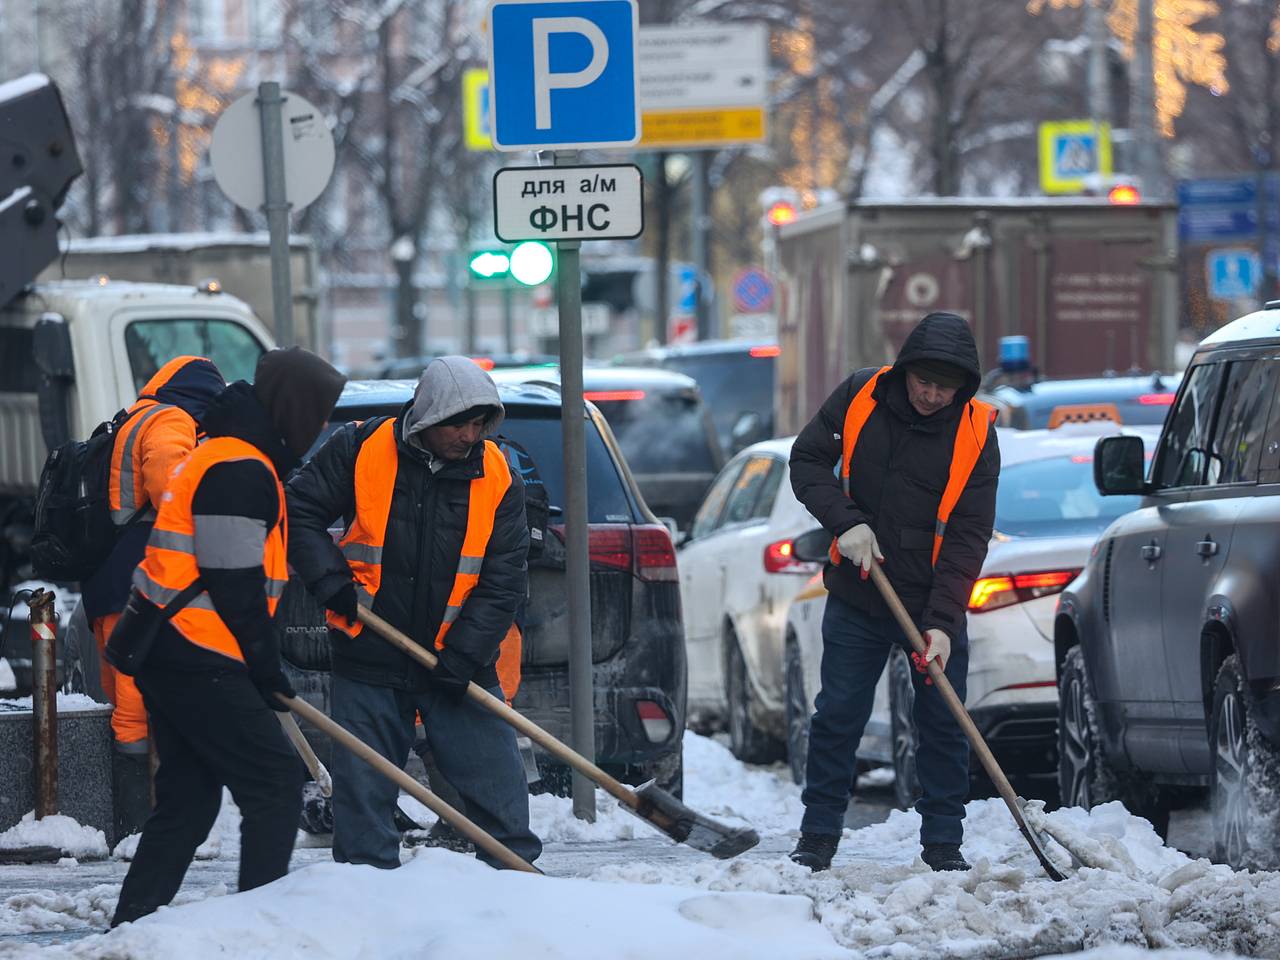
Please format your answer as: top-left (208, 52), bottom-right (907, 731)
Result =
top-left (356, 606), bottom-right (760, 860)
top-left (278, 712), bottom-right (332, 797)
top-left (279, 693), bottom-right (541, 874)
top-left (867, 564), bottom-right (1069, 882)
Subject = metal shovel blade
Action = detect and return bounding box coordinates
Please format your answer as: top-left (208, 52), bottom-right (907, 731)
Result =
top-left (1013, 796), bottom-right (1069, 881)
top-left (629, 780), bottom-right (760, 859)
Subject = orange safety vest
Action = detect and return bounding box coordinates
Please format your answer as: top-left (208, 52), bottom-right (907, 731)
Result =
top-left (131, 437), bottom-right (288, 663)
top-left (109, 398), bottom-right (180, 525)
top-left (328, 419), bottom-right (520, 689)
top-left (832, 365), bottom-right (995, 567)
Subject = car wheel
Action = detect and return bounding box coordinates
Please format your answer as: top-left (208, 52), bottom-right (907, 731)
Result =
top-left (784, 634), bottom-right (810, 785)
top-left (888, 647), bottom-right (921, 810)
top-left (1211, 655), bottom-right (1280, 869)
top-left (725, 631), bottom-right (783, 764)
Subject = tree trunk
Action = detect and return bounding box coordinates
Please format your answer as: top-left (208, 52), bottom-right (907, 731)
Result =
top-left (395, 256), bottom-right (420, 358)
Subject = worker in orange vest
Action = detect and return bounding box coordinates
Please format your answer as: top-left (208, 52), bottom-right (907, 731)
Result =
top-left (110, 347), bottom-right (345, 926)
top-left (287, 356), bottom-right (540, 869)
top-left (80, 355), bottom-right (224, 839)
top-left (787, 313), bottom-right (1000, 874)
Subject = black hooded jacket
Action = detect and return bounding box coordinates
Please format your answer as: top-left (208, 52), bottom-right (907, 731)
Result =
top-left (789, 312), bottom-right (1000, 640)
top-left (144, 381), bottom-right (299, 680)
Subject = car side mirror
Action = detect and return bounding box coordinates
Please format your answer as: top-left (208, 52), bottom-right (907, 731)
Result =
top-left (1094, 435), bottom-right (1146, 495)
top-left (730, 411), bottom-right (764, 453)
top-left (792, 527), bottom-right (830, 563)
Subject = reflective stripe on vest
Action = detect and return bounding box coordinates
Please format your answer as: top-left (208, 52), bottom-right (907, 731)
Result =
top-left (832, 365), bottom-right (994, 567)
top-left (327, 422), bottom-right (515, 653)
top-left (131, 436), bottom-right (288, 663)
top-left (110, 400), bottom-right (179, 525)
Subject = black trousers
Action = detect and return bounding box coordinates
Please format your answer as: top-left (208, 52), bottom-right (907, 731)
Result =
top-left (111, 668), bottom-right (303, 926)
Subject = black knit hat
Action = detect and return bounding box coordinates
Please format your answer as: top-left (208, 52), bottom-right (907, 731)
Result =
top-left (907, 358), bottom-right (967, 389)
top-left (437, 404), bottom-right (499, 428)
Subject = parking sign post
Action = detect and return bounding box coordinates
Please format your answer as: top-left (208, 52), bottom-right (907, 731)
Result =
top-left (489, 0), bottom-right (640, 822)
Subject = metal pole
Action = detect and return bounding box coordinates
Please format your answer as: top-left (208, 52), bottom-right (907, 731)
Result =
top-left (29, 589), bottom-right (57, 818)
top-left (503, 283), bottom-right (514, 354)
top-left (691, 151), bottom-right (711, 340)
top-left (1130, 0), bottom-right (1164, 199)
top-left (654, 151), bottom-right (670, 345)
top-left (555, 149), bottom-right (596, 821)
top-left (257, 81), bottom-right (295, 346)
top-left (1086, 0), bottom-right (1111, 128)
top-left (464, 282), bottom-right (478, 355)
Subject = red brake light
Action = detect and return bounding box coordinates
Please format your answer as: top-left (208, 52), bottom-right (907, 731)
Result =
top-left (969, 569), bottom-right (1079, 611)
top-left (750, 345), bottom-right (781, 358)
top-left (1138, 393), bottom-right (1175, 406)
top-left (584, 389), bottom-right (646, 402)
top-left (573, 524), bottom-right (677, 580)
top-left (586, 525), bottom-right (631, 571)
top-left (470, 357), bottom-right (496, 371)
top-left (633, 525), bottom-right (678, 581)
top-left (764, 537), bottom-right (814, 574)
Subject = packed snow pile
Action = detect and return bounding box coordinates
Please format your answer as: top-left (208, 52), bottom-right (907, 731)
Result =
top-left (0, 657), bottom-right (15, 692)
top-left (0, 693), bottom-right (105, 715)
top-left (0, 814), bottom-right (107, 860)
top-left (5, 850), bottom-right (849, 960)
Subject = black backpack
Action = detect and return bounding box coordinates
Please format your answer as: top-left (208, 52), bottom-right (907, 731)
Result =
top-left (495, 435), bottom-right (550, 560)
top-left (30, 401), bottom-right (155, 582)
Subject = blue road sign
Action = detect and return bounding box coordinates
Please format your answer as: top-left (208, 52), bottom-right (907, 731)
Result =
top-left (675, 265), bottom-right (698, 315)
top-left (1178, 175), bottom-right (1280, 244)
top-left (733, 267), bottom-right (774, 313)
top-left (488, 0), bottom-right (639, 152)
top-left (1207, 248), bottom-right (1260, 301)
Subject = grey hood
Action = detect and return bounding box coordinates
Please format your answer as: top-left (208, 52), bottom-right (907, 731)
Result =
top-left (403, 356), bottom-right (505, 445)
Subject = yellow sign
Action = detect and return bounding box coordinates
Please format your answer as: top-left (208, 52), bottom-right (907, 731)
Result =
top-left (639, 107), bottom-right (766, 149)
top-left (1038, 120), bottom-right (1112, 195)
top-left (463, 68), bottom-right (492, 152)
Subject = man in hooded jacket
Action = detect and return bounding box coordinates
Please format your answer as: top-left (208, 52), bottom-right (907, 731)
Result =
top-left (286, 356), bottom-right (540, 870)
top-left (788, 312), bottom-right (1000, 873)
top-left (80, 355), bottom-right (225, 838)
top-left (110, 347), bottom-right (345, 926)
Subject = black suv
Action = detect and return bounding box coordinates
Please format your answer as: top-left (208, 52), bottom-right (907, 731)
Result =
top-left (1055, 307), bottom-right (1280, 869)
top-left (276, 379), bottom-right (687, 795)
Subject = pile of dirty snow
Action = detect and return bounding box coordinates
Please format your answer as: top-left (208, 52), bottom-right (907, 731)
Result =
top-left (0, 814), bottom-right (107, 860)
top-left (0, 693), bottom-right (105, 714)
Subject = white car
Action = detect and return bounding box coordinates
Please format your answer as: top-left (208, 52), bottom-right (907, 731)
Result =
top-left (784, 422), bottom-right (1160, 804)
top-left (677, 437), bottom-right (819, 762)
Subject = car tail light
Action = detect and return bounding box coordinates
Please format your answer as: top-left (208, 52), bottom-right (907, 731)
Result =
top-left (633, 524), bottom-right (678, 582)
top-left (635, 700), bottom-right (673, 742)
top-left (750, 344), bottom-right (781, 358)
top-left (763, 537), bottom-right (814, 574)
top-left (470, 356), bottom-right (496, 371)
top-left (584, 389), bottom-right (645, 402)
top-left (968, 569), bottom-right (1079, 612)
top-left (1138, 393), bottom-right (1175, 406)
top-left (585, 525), bottom-right (631, 571)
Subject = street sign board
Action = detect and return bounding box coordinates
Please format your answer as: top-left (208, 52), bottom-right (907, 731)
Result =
top-left (493, 163), bottom-right (643, 242)
top-left (529, 301), bottom-right (610, 336)
top-left (210, 90), bottom-right (335, 211)
top-left (1206, 248), bottom-right (1260, 301)
top-left (637, 24), bottom-right (768, 149)
top-left (1038, 120), bottom-right (1112, 195)
top-left (732, 266), bottom-right (774, 313)
top-left (675, 264), bottom-right (698, 315)
top-left (463, 67), bottom-right (492, 151)
top-left (488, 0), bottom-right (639, 151)
top-left (1178, 175), bottom-right (1280, 244)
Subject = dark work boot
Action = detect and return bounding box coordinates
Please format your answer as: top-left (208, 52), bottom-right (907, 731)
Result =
top-left (922, 843), bottom-right (971, 872)
top-left (789, 832), bottom-right (839, 871)
top-left (111, 742), bottom-right (153, 844)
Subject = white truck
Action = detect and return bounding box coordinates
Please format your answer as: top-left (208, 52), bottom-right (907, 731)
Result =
top-left (0, 74), bottom-right (276, 588)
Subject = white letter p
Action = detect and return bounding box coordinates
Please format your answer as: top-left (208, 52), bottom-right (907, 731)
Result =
top-left (532, 16), bottom-right (608, 130)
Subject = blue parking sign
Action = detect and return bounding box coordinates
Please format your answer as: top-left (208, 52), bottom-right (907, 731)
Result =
top-left (488, 0), bottom-right (639, 151)
top-left (1207, 248), bottom-right (1260, 301)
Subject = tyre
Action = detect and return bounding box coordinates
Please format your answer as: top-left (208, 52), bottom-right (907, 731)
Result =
top-left (1210, 654), bottom-right (1280, 870)
top-left (784, 635), bottom-right (810, 785)
top-left (1058, 646), bottom-right (1169, 835)
top-left (888, 647), bottom-right (921, 809)
top-left (725, 631), bottom-right (783, 764)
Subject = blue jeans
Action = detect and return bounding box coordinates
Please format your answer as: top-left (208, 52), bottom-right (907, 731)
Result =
top-left (801, 595), bottom-right (970, 845)
top-left (330, 673), bottom-right (542, 868)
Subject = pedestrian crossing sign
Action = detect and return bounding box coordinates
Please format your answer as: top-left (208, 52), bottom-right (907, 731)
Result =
top-left (1039, 120), bottom-right (1112, 195)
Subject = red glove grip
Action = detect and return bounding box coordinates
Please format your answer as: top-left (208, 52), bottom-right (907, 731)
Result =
top-left (910, 652), bottom-right (935, 685)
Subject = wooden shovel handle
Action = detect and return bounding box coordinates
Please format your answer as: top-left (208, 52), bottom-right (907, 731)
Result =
top-left (277, 712), bottom-right (332, 797)
top-left (867, 564), bottom-right (1025, 815)
top-left (280, 694), bottom-right (539, 874)
top-left (355, 606), bottom-right (642, 812)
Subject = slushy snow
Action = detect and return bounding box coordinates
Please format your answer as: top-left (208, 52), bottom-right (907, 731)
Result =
top-left (1, 733), bottom-right (1277, 959)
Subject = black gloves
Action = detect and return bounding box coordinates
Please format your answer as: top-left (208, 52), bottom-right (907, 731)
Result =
top-left (324, 581), bottom-right (359, 625)
top-left (254, 669), bottom-right (297, 712)
top-left (431, 652), bottom-right (474, 703)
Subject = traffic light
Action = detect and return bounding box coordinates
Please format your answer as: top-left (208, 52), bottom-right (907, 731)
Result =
top-left (468, 249), bottom-right (510, 279)
top-left (765, 200), bottom-right (798, 226)
top-left (509, 241), bottom-right (554, 286)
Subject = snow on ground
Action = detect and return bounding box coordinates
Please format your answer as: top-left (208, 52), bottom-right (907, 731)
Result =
top-left (1, 733), bottom-right (1278, 958)
top-left (0, 816), bottom-right (106, 861)
top-left (0, 694), bottom-right (105, 715)
top-left (0, 658), bottom-right (15, 693)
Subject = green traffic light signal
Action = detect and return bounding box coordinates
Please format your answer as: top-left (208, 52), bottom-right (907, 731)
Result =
top-left (510, 241), bottom-right (553, 286)
top-left (469, 250), bottom-right (510, 279)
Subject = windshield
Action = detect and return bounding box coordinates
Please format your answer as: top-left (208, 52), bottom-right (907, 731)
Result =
top-left (660, 354), bottom-right (775, 450)
top-left (591, 394), bottom-right (718, 474)
top-left (995, 454), bottom-right (1142, 538)
top-left (125, 318), bottom-right (265, 392)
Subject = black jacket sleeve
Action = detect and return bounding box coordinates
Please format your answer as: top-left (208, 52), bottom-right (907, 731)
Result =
top-left (436, 471), bottom-right (529, 682)
top-left (285, 421), bottom-right (361, 606)
top-left (921, 426), bottom-right (1001, 638)
top-left (789, 369), bottom-right (875, 537)
top-left (190, 460), bottom-right (283, 681)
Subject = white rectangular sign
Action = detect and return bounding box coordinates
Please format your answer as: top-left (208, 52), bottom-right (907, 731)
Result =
top-left (529, 302), bottom-right (611, 337)
top-left (638, 24), bottom-right (768, 110)
top-left (493, 163), bottom-right (644, 242)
